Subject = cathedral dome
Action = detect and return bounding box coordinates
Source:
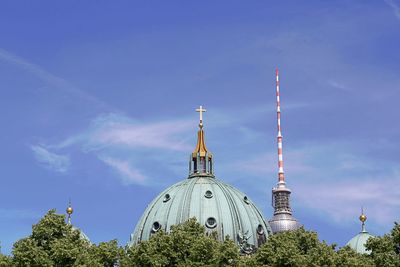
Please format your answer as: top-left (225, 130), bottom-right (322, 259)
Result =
top-left (346, 211), bottom-right (373, 254)
top-left (129, 106), bottom-right (271, 253)
top-left (129, 175), bottom-right (271, 252)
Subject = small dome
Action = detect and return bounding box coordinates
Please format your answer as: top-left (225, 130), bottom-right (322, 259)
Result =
top-left (346, 210), bottom-right (374, 254)
top-left (129, 175), bottom-right (271, 252)
top-left (346, 231), bottom-right (373, 254)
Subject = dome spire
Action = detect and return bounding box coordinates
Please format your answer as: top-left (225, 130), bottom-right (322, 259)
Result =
top-left (193, 106), bottom-right (209, 155)
top-left (66, 199), bottom-right (73, 225)
top-left (189, 106), bottom-right (213, 177)
top-left (359, 207), bottom-right (367, 233)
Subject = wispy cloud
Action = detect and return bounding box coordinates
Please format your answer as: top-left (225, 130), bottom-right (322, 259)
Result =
top-left (31, 145), bottom-right (70, 173)
top-left (384, 0), bottom-right (400, 19)
top-left (99, 156), bottom-right (147, 185)
top-left (328, 80), bottom-right (352, 92)
top-left (0, 47), bottom-right (111, 109)
top-left (38, 113), bottom-right (194, 185)
top-left (57, 113), bottom-right (193, 151)
top-left (296, 177), bottom-right (400, 225)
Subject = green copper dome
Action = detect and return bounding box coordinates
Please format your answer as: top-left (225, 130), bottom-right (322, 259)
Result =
top-left (346, 211), bottom-right (373, 254)
top-left (346, 231), bottom-right (373, 254)
top-left (129, 175), bottom-right (271, 253)
top-left (129, 107), bottom-right (271, 253)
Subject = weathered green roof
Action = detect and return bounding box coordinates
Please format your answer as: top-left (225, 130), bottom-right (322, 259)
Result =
top-left (129, 174), bottom-right (271, 253)
top-left (346, 230), bottom-right (373, 254)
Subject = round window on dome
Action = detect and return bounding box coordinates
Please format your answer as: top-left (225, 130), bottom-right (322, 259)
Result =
top-left (204, 190), bottom-right (213, 198)
top-left (243, 196), bottom-right (250, 204)
top-left (257, 224), bottom-right (264, 235)
top-left (205, 217), bottom-right (217, 229)
top-left (152, 221), bottom-right (162, 232)
top-left (163, 194), bottom-right (171, 202)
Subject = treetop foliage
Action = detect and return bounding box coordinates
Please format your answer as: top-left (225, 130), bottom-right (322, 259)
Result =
top-left (0, 210), bottom-right (399, 267)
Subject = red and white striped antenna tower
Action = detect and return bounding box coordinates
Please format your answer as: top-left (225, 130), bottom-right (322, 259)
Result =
top-left (269, 68), bottom-right (301, 233)
top-left (276, 68), bottom-right (286, 187)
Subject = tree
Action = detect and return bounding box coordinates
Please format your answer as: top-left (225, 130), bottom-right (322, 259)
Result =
top-left (335, 246), bottom-right (374, 267)
top-left (121, 218), bottom-right (240, 267)
top-left (0, 247), bottom-right (12, 267)
top-left (5, 209), bottom-right (400, 267)
top-left (366, 222), bottom-right (400, 267)
top-left (11, 209), bottom-right (119, 267)
top-left (90, 239), bottom-right (123, 267)
top-left (251, 227), bottom-right (337, 267)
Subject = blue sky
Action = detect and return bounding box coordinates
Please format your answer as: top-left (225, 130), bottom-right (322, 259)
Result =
top-left (1, 0), bottom-right (400, 254)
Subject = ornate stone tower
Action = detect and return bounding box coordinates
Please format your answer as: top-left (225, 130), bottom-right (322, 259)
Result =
top-left (268, 69), bottom-right (301, 233)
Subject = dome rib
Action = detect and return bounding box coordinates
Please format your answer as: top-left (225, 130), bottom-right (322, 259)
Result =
top-left (231, 186), bottom-right (257, 238)
top-left (215, 181), bottom-right (240, 239)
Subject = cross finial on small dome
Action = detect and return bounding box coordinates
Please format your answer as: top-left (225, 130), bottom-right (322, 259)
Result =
top-left (196, 105), bottom-right (207, 129)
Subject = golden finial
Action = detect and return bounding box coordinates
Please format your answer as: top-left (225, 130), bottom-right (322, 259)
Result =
top-left (66, 200), bottom-right (73, 224)
top-left (66, 206), bottom-right (73, 215)
top-left (359, 207), bottom-right (366, 222)
top-left (359, 207), bottom-right (367, 232)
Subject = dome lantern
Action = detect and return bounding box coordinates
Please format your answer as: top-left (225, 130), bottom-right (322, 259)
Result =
top-left (189, 106), bottom-right (214, 177)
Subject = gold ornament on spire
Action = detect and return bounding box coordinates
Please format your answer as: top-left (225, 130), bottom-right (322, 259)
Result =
top-left (359, 207), bottom-right (367, 222)
top-left (66, 201), bottom-right (73, 224)
top-left (359, 207), bottom-right (367, 232)
top-left (66, 205), bottom-right (73, 215)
